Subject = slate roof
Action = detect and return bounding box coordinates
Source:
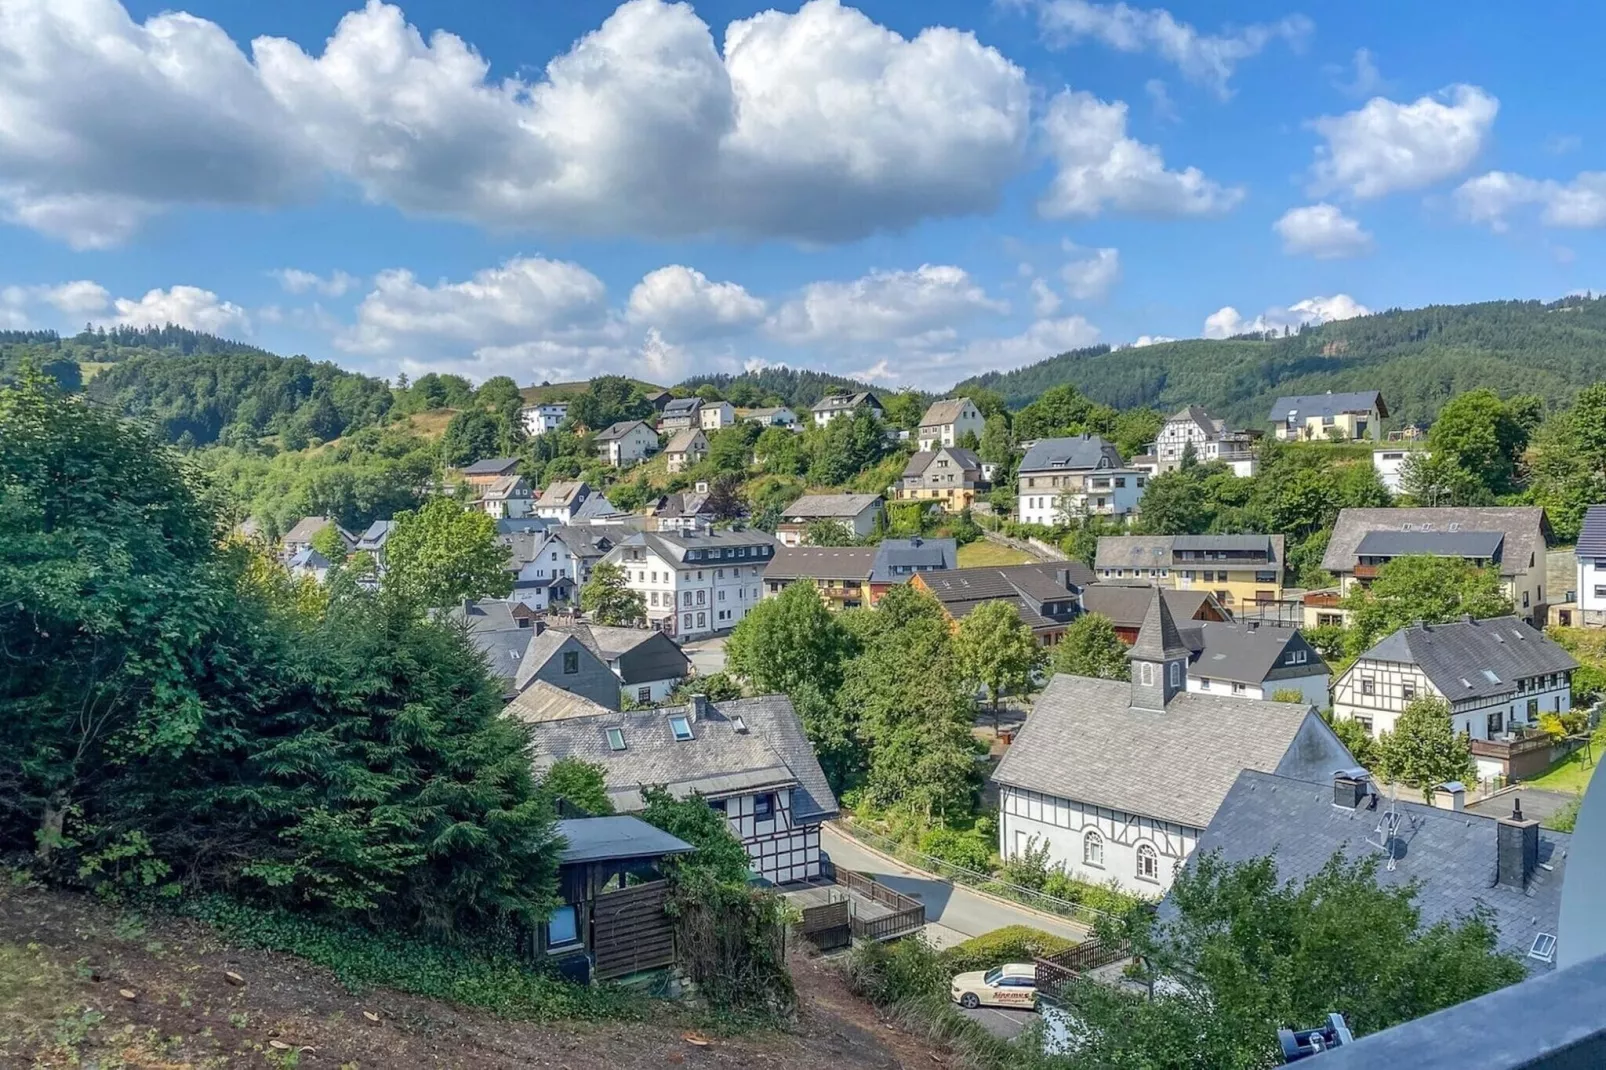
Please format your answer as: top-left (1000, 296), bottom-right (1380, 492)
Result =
top-left (1128, 587), bottom-right (1193, 662)
top-left (513, 629), bottom-right (586, 692)
top-left (901, 448), bottom-right (984, 479)
top-left (1018, 434), bottom-right (1124, 473)
top-left (1168, 405), bottom-right (1225, 435)
top-left (1576, 505), bottom-right (1606, 558)
top-left (1191, 621), bottom-right (1327, 686)
top-left (569, 495), bottom-right (627, 523)
top-left (506, 679), bottom-right (617, 723)
top-left (1354, 529), bottom-right (1505, 560)
top-left (783, 493), bottom-right (883, 519)
top-left (620, 527), bottom-right (778, 566)
top-left (662, 397), bottom-right (701, 417)
top-left (480, 474), bottom-right (531, 500)
top-left (1323, 507), bottom-right (1548, 578)
top-left (811, 391), bottom-right (880, 413)
top-left (653, 490), bottom-right (711, 518)
top-left (526, 696), bottom-right (839, 820)
top-left (556, 816), bottom-right (694, 864)
top-left (461, 456), bottom-right (521, 476)
top-left (764, 546), bottom-right (877, 582)
top-left (497, 516), bottom-right (552, 536)
top-left (992, 674), bottom-right (1336, 828)
top-left (286, 547), bottom-right (330, 571)
top-left (665, 428), bottom-right (706, 453)
top-left (1096, 536), bottom-right (1174, 570)
top-left (1357, 616), bottom-right (1578, 700)
top-left (595, 419), bottom-right (652, 442)
top-left (574, 625), bottom-right (691, 684)
top-left (355, 520), bottom-right (393, 550)
top-left (1269, 391), bottom-right (1388, 422)
top-left (282, 515), bottom-right (353, 546)
top-left (551, 524), bottom-right (633, 561)
top-left (919, 397), bottom-right (974, 427)
top-left (870, 537), bottom-right (958, 583)
top-left (916, 563), bottom-right (1089, 631)
top-left (1080, 585), bottom-right (1222, 630)
top-left (537, 481), bottom-right (589, 508)
top-left (1171, 534), bottom-right (1275, 554)
top-left (1193, 770), bottom-right (1569, 971)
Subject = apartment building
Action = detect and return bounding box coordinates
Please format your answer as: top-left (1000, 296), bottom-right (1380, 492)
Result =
top-left (1095, 533), bottom-right (1287, 613)
top-left (1269, 391), bottom-right (1387, 442)
top-left (601, 527), bottom-right (779, 639)
top-left (1016, 434), bottom-right (1144, 526)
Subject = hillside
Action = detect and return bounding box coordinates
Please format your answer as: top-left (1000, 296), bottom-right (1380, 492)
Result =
top-left (521, 378), bottom-right (663, 405)
top-left (678, 367), bottom-right (894, 410)
top-left (958, 295), bottom-right (1606, 427)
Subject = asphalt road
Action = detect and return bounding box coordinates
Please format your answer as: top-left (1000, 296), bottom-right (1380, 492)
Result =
top-left (681, 636), bottom-right (727, 678)
top-left (957, 1003), bottom-right (1038, 1039)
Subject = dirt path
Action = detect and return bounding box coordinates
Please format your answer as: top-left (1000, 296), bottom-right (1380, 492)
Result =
top-left (0, 881), bottom-right (953, 1069)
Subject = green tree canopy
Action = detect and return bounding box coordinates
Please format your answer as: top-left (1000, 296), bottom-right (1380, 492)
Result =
top-left (384, 497), bottom-right (512, 610)
top-left (440, 408), bottom-right (503, 467)
top-left (309, 523), bottom-right (348, 564)
top-left (579, 561), bottom-right (646, 626)
top-left (1427, 388), bottom-right (1534, 497)
top-left (726, 581), bottom-right (854, 695)
top-left (1375, 696), bottom-right (1477, 801)
top-left (954, 599), bottom-right (1044, 725)
top-left (1050, 612), bottom-right (1130, 680)
top-left (539, 757), bottom-right (615, 816)
top-left (639, 786), bottom-right (751, 885)
top-left (1343, 555), bottom-right (1512, 656)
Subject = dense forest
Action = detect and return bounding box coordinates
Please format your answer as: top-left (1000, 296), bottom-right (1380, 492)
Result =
top-left (958, 295), bottom-right (1606, 427)
top-left (677, 366), bottom-right (897, 410)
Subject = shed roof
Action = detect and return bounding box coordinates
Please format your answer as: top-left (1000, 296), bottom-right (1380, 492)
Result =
top-left (1577, 505), bottom-right (1606, 558)
top-left (556, 815), bottom-right (695, 864)
top-left (461, 456), bottom-right (521, 476)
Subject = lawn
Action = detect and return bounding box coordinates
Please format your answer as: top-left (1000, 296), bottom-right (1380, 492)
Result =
top-left (1524, 730), bottom-right (1604, 795)
top-left (956, 540), bottom-right (1038, 568)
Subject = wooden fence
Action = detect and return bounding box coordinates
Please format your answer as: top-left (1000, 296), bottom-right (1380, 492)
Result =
top-left (812, 859), bottom-right (925, 942)
top-left (591, 880), bottom-right (675, 980)
top-left (797, 899), bottom-right (852, 952)
top-left (1033, 938), bottom-right (1129, 1005)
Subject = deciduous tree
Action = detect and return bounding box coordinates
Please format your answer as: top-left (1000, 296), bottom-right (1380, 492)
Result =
top-left (1375, 696), bottom-right (1476, 801)
top-left (579, 562), bottom-right (646, 626)
top-left (955, 600), bottom-right (1044, 728)
top-left (384, 497), bottom-right (512, 610)
top-left (1343, 555), bottom-right (1511, 655)
top-left (725, 581), bottom-right (853, 695)
top-left (1050, 612), bottom-right (1130, 680)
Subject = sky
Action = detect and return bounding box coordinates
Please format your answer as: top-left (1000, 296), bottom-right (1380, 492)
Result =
top-left (2, 0), bottom-right (1603, 392)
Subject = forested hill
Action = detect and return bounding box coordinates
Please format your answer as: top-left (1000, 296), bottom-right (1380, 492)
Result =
top-left (956, 295), bottom-right (1606, 427)
top-left (677, 366), bottom-right (892, 409)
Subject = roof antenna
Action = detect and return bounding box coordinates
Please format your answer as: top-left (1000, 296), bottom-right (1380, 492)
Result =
top-left (1369, 782), bottom-right (1401, 872)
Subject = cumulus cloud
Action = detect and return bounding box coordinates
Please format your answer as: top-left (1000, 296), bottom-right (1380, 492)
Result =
top-left (1030, 277), bottom-right (1062, 316)
top-left (626, 265), bottom-right (765, 340)
top-left (1274, 203), bottom-right (1375, 258)
top-left (1127, 334), bottom-right (1175, 347)
top-left (111, 286), bottom-right (251, 334)
top-left (274, 268), bottom-right (359, 297)
top-left (767, 264), bottom-right (1007, 344)
top-left (1455, 170), bottom-right (1606, 231)
top-left (1060, 243), bottom-right (1121, 299)
top-left (1327, 47), bottom-right (1386, 97)
top-left (1203, 294), bottom-right (1370, 338)
top-left (1018, 0), bottom-right (1311, 97)
top-left (1, 280), bottom-right (112, 319)
top-left (1307, 85), bottom-right (1498, 199)
top-left (1039, 90), bottom-right (1242, 218)
top-left (915, 315), bottom-right (1100, 387)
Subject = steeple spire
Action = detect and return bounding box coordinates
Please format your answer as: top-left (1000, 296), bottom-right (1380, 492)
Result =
top-left (1128, 588), bottom-right (1190, 711)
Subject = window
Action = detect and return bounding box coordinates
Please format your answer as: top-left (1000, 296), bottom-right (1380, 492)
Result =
top-left (545, 904), bottom-right (580, 949)
top-left (669, 715), bottom-right (694, 741)
top-left (1082, 829), bottom-right (1104, 867)
top-left (1361, 677), bottom-right (1375, 696)
top-left (1199, 677), bottom-right (1212, 690)
top-left (1232, 682), bottom-right (1247, 695)
top-left (696, 612), bottom-right (706, 628)
top-left (1527, 698), bottom-right (1540, 719)
top-left (606, 728), bottom-right (626, 751)
top-left (707, 798), bottom-right (727, 813)
top-left (695, 590), bottom-right (706, 606)
top-left (1487, 711), bottom-right (1504, 736)
top-left (683, 592), bottom-right (693, 607)
top-left (1136, 844), bottom-right (1159, 882)
top-left (1402, 683), bottom-right (1416, 701)
top-left (1290, 649), bottom-right (1308, 665)
top-left (562, 651), bottom-right (579, 675)
top-left (637, 686), bottom-right (652, 704)
top-left (1140, 662), bottom-right (1154, 687)
top-left (1168, 661), bottom-right (1180, 688)
top-left (1530, 933), bottom-right (1557, 964)
top-left (754, 793), bottom-right (775, 820)
top-left (682, 613), bottom-right (692, 630)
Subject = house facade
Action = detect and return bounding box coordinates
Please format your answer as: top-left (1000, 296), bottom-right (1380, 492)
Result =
top-left (513, 525), bottom-right (632, 603)
top-left (524, 694), bottom-right (839, 884)
top-left (1332, 617), bottom-right (1577, 756)
top-left (917, 397), bottom-right (984, 451)
top-left (520, 403), bottom-right (568, 436)
top-left (1269, 391), bottom-right (1387, 442)
top-left (743, 406), bottom-right (798, 429)
top-left (601, 528), bottom-right (778, 639)
top-left (473, 474), bottom-right (534, 519)
top-left (567, 624), bottom-right (692, 705)
top-left (1574, 505), bottom-right (1606, 627)
top-left (763, 546), bottom-right (877, 609)
top-left (775, 493), bottom-right (884, 546)
top-left (895, 447), bottom-right (986, 511)
top-left (1152, 406), bottom-right (1258, 476)
top-left (664, 428), bottom-right (709, 474)
top-left (594, 420), bottom-right (659, 468)
top-left (659, 397), bottom-right (702, 432)
top-left (1016, 435), bottom-right (1144, 526)
top-left (810, 391), bottom-right (884, 427)
top-left (1373, 445), bottom-right (1429, 494)
top-left (699, 400), bottom-right (736, 431)
top-left (1185, 620), bottom-right (1329, 706)
top-left (992, 589), bottom-right (1354, 895)
top-left (1095, 533), bottom-right (1288, 613)
top-left (913, 562), bottom-right (1092, 644)
top-left (534, 480), bottom-right (591, 523)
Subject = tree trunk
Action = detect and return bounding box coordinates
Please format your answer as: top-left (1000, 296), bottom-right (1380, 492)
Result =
top-left (36, 792), bottom-right (67, 866)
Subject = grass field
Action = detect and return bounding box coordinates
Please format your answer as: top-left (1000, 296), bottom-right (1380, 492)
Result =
top-left (1524, 728), bottom-right (1606, 794)
top-left (956, 540), bottom-right (1037, 568)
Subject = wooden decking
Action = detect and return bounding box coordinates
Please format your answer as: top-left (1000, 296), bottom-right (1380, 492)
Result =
top-left (781, 869), bottom-right (926, 945)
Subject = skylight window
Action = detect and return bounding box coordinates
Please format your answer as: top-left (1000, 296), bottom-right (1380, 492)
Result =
top-left (1530, 933), bottom-right (1557, 963)
top-left (606, 728), bottom-right (626, 751)
top-left (669, 715), bottom-right (694, 741)
top-left (1482, 669), bottom-right (1502, 684)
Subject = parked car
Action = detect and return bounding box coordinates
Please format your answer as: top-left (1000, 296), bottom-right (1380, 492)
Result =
top-left (950, 963), bottom-right (1038, 1009)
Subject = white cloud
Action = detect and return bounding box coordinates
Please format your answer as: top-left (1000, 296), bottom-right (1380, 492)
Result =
top-left (1127, 334), bottom-right (1175, 347)
top-left (0, 280), bottom-right (112, 320)
top-left (1307, 85), bottom-right (1498, 199)
top-left (1060, 243), bottom-right (1121, 299)
top-left (110, 286), bottom-right (251, 334)
top-left (274, 268), bottom-right (358, 297)
top-left (1203, 294), bottom-right (1370, 338)
top-left (1030, 277), bottom-right (1062, 316)
top-left (1145, 78), bottom-right (1178, 122)
top-left (1455, 170), bottom-right (1606, 231)
top-left (1039, 90), bottom-right (1242, 218)
top-left (1020, 0), bottom-right (1311, 97)
top-left (914, 315), bottom-right (1100, 387)
top-left (1327, 47), bottom-right (1386, 97)
top-left (767, 264), bottom-right (1007, 344)
top-left (626, 265), bottom-right (765, 340)
top-left (1274, 203), bottom-right (1375, 258)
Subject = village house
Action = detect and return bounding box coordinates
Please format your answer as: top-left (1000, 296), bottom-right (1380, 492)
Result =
top-left (1151, 405), bottom-right (1258, 476)
top-left (458, 456), bottom-right (522, 488)
top-left (1569, 505), bottom-right (1606, 628)
top-left (534, 480), bottom-right (592, 523)
top-left (518, 524), bottom-right (634, 594)
top-left (763, 537), bottom-right (958, 609)
top-left (1331, 616), bottom-right (1577, 758)
top-left (664, 428), bottom-right (709, 474)
top-left (896, 447), bottom-right (987, 512)
top-left (642, 389), bottom-right (672, 412)
top-left (1095, 534), bottom-right (1288, 615)
top-left (471, 474), bottom-right (534, 520)
top-left (593, 419), bottom-right (659, 468)
top-left (1184, 620), bottom-right (1329, 706)
top-left (1322, 507), bottom-right (1552, 624)
top-left (285, 546), bottom-right (333, 584)
top-left (914, 562), bottom-right (1094, 644)
top-left (504, 527), bottom-right (577, 610)
top-left (519, 402), bottom-right (568, 436)
top-left (568, 493), bottom-right (630, 526)
top-left (658, 397), bottom-right (702, 432)
top-left (524, 694), bottom-right (838, 884)
top-left (353, 520), bottom-right (393, 569)
top-left (1269, 390), bottom-right (1387, 442)
top-left (810, 391), bottom-right (884, 428)
top-left (991, 589), bottom-right (1354, 894)
top-left (1372, 444), bottom-right (1429, 494)
top-left (1194, 769), bottom-right (1568, 973)
top-left (1016, 435), bottom-right (1145, 526)
top-left (1078, 585), bottom-right (1230, 644)
top-left (917, 397), bottom-right (984, 451)
top-left (775, 493), bottom-right (884, 547)
top-left (601, 527), bottom-right (779, 639)
top-left (567, 625), bottom-right (693, 705)
top-left (281, 515), bottom-right (355, 555)
top-left (743, 406), bottom-right (799, 429)
top-left (448, 602), bottom-right (622, 707)
top-left (699, 400), bottom-right (736, 431)
top-left (651, 488), bottom-right (716, 533)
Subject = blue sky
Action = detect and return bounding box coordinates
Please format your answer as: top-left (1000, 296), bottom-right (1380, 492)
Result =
top-left (2, 0), bottom-right (1602, 390)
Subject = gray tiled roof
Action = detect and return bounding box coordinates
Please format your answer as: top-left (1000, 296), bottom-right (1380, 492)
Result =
top-left (783, 493), bottom-right (883, 519)
top-left (556, 816), bottom-right (694, 864)
top-left (1171, 534), bottom-right (1274, 554)
top-left (282, 515), bottom-right (353, 546)
top-left (537, 480), bottom-right (589, 507)
top-left (1127, 588), bottom-right (1192, 662)
top-left (1268, 391), bottom-right (1387, 422)
top-left (513, 629), bottom-right (587, 691)
top-left (526, 695), bottom-right (839, 821)
top-left (993, 674), bottom-right (1344, 828)
top-left (919, 397), bottom-right (974, 427)
top-left (551, 524), bottom-right (633, 560)
top-left (901, 448), bottom-right (983, 479)
top-left (764, 546), bottom-right (876, 582)
top-left (1191, 621), bottom-right (1327, 686)
top-left (1357, 616), bottom-right (1577, 700)
top-left (1355, 529), bottom-right (1505, 559)
top-left (356, 520), bottom-right (393, 549)
top-left (662, 397), bottom-right (701, 417)
top-left (665, 428), bottom-right (706, 453)
top-left (811, 391), bottom-right (881, 413)
top-left (1095, 536), bottom-right (1174, 570)
top-left (916, 563), bottom-right (1088, 631)
top-left (870, 537), bottom-right (958, 583)
top-left (1576, 505), bottom-right (1606, 558)
top-left (287, 547), bottom-right (330, 570)
top-left (461, 456), bottom-right (521, 476)
top-left (1018, 434), bottom-right (1124, 474)
top-left (1322, 507), bottom-right (1549, 579)
top-left (595, 419), bottom-right (651, 441)
top-left (1080, 585), bottom-right (1221, 630)
top-left (506, 679), bottom-right (616, 723)
top-left (569, 495), bottom-right (626, 523)
top-left (1192, 771), bottom-right (1568, 971)
top-left (572, 626), bottom-right (691, 684)
top-left (619, 527), bottom-right (778, 567)
top-left (497, 516), bottom-right (552, 536)
top-left (1168, 405), bottom-right (1224, 434)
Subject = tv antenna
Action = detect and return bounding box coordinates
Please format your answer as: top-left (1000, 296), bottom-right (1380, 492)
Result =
top-left (1368, 782), bottom-right (1401, 871)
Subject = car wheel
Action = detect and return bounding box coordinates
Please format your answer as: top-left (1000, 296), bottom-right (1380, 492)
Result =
top-left (960, 993), bottom-right (980, 1009)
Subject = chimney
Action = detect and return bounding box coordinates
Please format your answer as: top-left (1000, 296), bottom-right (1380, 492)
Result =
top-left (1496, 797), bottom-right (1540, 889)
top-left (1056, 567), bottom-right (1071, 589)
top-left (690, 693), bottom-right (710, 722)
top-left (1333, 768), bottom-right (1370, 810)
top-left (533, 618), bottom-right (547, 636)
top-left (1434, 781), bottom-right (1466, 811)
top-left (910, 536), bottom-right (923, 547)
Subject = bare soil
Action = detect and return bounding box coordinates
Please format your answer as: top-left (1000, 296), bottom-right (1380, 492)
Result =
top-left (0, 880), bottom-right (953, 1069)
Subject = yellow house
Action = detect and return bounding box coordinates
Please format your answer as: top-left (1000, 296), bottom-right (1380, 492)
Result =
top-left (1094, 534), bottom-right (1288, 615)
top-left (894, 446), bottom-right (986, 512)
top-left (1268, 391), bottom-right (1387, 442)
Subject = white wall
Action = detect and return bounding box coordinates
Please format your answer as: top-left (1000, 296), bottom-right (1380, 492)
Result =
top-left (1188, 672), bottom-right (1328, 707)
top-left (998, 785), bottom-right (1197, 896)
top-left (1333, 657), bottom-right (1572, 739)
top-left (1019, 472), bottom-right (1143, 525)
top-left (1578, 556), bottom-right (1606, 624)
top-left (718, 787), bottom-right (821, 883)
top-left (620, 676), bottom-right (679, 705)
top-left (624, 550), bottom-right (767, 639)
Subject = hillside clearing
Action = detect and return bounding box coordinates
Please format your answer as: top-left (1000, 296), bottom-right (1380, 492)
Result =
top-left (957, 541), bottom-right (1037, 567)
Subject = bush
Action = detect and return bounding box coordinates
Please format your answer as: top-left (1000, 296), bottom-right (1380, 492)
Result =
top-left (1548, 795), bottom-right (1582, 833)
top-left (845, 934), bottom-right (948, 1006)
top-left (999, 834), bottom-right (1053, 891)
top-left (919, 826), bottom-right (993, 874)
top-left (939, 925), bottom-right (1074, 974)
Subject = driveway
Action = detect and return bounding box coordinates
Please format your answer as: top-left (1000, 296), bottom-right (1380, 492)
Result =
top-left (958, 1004), bottom-right (1037, 1039)
top-left (681, 636), bottom-right (727, 677)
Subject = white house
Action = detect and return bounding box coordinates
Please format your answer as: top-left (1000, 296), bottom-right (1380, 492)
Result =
top-left (1576, 505), bottom-right (1606, 626)
top-left (744, 406), bottom-right (799, 429)
top-left (520, 402), bottom-right (568, 436)
top-left (991, 588), bottom-right (1354, 895)
top-left (1372, 446), bottom-right (1429, 494)
top-left (775, 493), bottom-right (884, 547)
top-left (593, 419), bottom-right (659, 468)
top-left (523, 694), bottom-right (838, 884)
top-left (1016, 435), bottom-right (1145, 526)
top-left (699, 400), bottom-right (736, 431)
top-left (659, 397), bottom-right (702, 432)
top-left (1152, 406), bottom-right (1259, 477)
top-left (810, 391), bottom-right (883, 428)
top-left (1184, 620), bottom-right (1329, 707)
top-left (1332, 617), bottom-right (1577, 761)
top-left (917, 397), bottom-right (984, 451)
top-left (517, 524), bottom-right (633, 594)
top-left (665, 428), bottom-right (709, 474)
top-left (472, 474), bottom-right (534, 519)
top-left (601, 528), bottom-right (779, 639)
top-left (534, 480), bottom-right (591, 523)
